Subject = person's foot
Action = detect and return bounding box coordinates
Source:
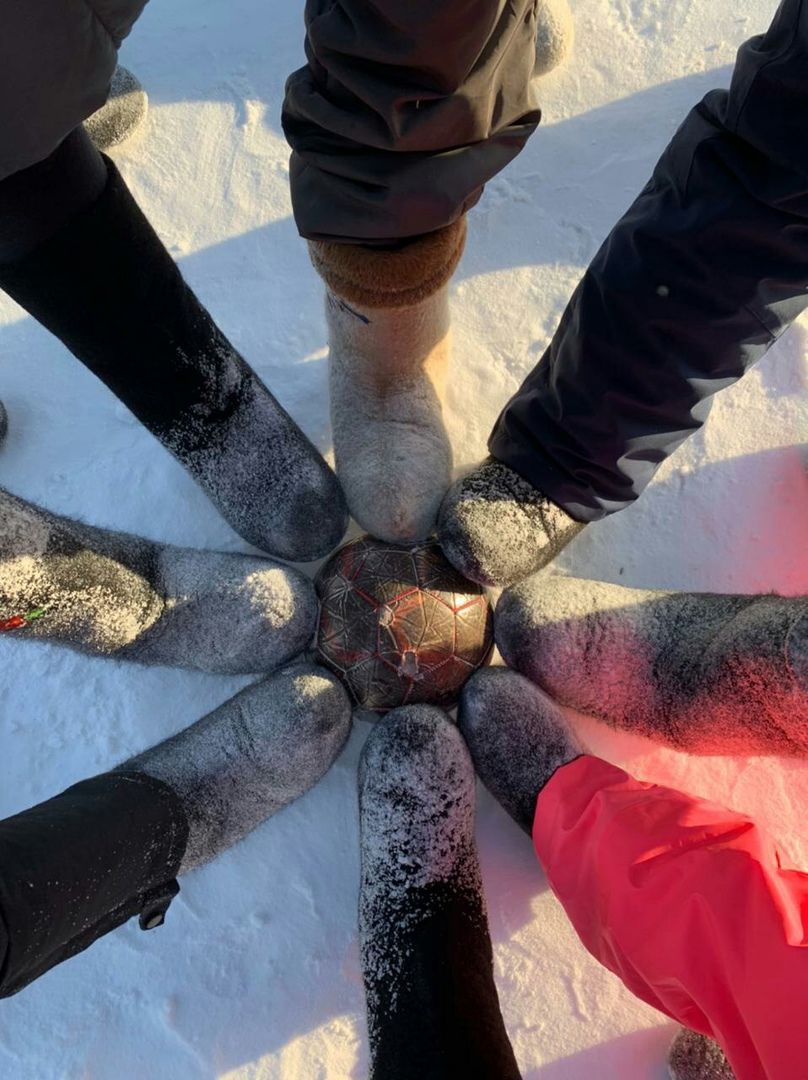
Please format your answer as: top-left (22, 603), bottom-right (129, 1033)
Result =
top-left (0, 663), bottom-right (352, 998)
top-left (0, 401), bottom-right (7, 445)
top-left (309, 221), bottom-right (466, 543)
top-left (458, 666), bottom-right (581, 833)
top-left (0, 486), bottom-right (317, 674)
top-left (438, 457), bottom-right (584, 587)
top-left (534, 0), bottom-right (575, 77)
top-left (0, 158), bottom-right (348, 561)
top-left (496, 574), bottom-right (808, 755)
top-left (668, 1029), bottom-right (735, 1080)
top-left (84, 67), bottom-right (149, 151)
top-left (359, 705), bottom-right (521, 1080)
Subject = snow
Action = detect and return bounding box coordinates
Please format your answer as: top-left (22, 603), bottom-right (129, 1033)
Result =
top-left (1, 0), bottom-right (806, 1076)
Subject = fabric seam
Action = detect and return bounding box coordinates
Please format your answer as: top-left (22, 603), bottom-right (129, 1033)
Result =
top-left (79, 0), bottom-right (119, 47)
top-left (731, 0), bottom-right (805, 135)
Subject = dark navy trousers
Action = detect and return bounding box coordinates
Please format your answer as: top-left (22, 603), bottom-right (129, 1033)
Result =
top-left (490, 0), bottom-right (808, 521)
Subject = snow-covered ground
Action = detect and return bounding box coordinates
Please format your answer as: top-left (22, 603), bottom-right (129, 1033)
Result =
top-left (1, 0), bottom-right (806, 1076)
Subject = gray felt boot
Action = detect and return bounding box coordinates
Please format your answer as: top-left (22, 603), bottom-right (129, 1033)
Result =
top-left (496, 575), bottom-right (808, 755)
top-left (534, 0), bottom-right (575, 77)
top-left (126, 662), bottom-right (352, 872)
top-left (0, 487), bottom-right (317, 674)
top-left (84, 67), bottom-right (148, 152)
top-left (0, 663), bottom-right (351, 999)
top-left (668, 1029), bottom-right (735, 1080)
top-left (438, 458), bottom-right (584, 587)
top-left (458, 666), bottom-right (582, 833)
top-left (309, 221), bottom-right (466, 543)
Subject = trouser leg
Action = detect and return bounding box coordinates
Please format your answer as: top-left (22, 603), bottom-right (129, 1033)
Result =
top-left (536, 755), bottom-right (808, 1080)
top-left (283, 0), bottom-right (542, 243)
top-left (489, 0), bottom-right (808, 520)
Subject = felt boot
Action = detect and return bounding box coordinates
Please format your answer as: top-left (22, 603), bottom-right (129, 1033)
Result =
top-left (0, 486), bottom-right (317, 674)
top-left (534, 0), bottom-right (575, 77)
top-left (0, 663), bottom-right (351, 998)
top-left (438, 457), bottom-right (584, 587)
top-left (359, 705), bottom-right (522, 1080)
top-left (84, 67), bottom-right (148, 152)
top-left (496, 575), bottom-right (808, 755)
top-left (458, 666), bottom-right (582, 833)
top-left (309, 221), bottom-right (466, 543)
top-left (0, 158), bottom-right (348, 561)
top-left (668, 1030), bottom-right (736, 1080)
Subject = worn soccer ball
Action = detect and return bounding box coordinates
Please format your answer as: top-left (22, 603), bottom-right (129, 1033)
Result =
top-left (315, 535), bottom-right (494, 713)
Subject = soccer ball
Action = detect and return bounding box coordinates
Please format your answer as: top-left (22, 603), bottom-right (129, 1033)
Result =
top-left (315, 535), bottom-right (494, 713)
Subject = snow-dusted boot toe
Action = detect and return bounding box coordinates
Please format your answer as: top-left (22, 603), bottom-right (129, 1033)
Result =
top-left (497, 575), bottom-right (808, 755)
top-left (0, 664), bottom-right (351, 998)
top-left (359, 706), bottom-right (521, 1079)
top-left (310, 220), bottom-right (466, 543)
top-left (0, 158), bottom-right (348, 561)
top-left (534, 0), bottom-right (575, 77)
top-left (438, 457), bottom-right (583, 587)
top-left (459, 666), bottom-right (581, 833)
top-left (0, 487), bottom-right (317, 674)
top-left (668, 1029), bottom-right (735, 1080)
top-left (84, 67), bottom-right (148, 152)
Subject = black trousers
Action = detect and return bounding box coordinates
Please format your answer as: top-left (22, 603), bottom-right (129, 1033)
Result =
top-left (490, 0), bottom-right (808, 520)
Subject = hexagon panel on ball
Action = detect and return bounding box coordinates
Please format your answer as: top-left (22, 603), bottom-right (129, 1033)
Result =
top-left (315, 536), bottom-right (494, 714)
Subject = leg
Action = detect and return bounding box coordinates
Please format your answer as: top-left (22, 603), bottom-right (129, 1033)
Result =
top-left (287, 0), bottom-right (570, 540)
top-left (496, 575), bottom-right (808, 755)
top-left (0, 149), bottom-right (347, 560)
top-left (459, 668), bottom-right (808, 1080)
top-left (0, 486), bottom-right (317, 674)
top-left (359, 706), bottom-right (521, 1079)
top-left (310, 224), bottom-right (464, 541)
top-left (0, 11), bottom-right (347, 561)
top-left (441, 0), bottom-right (808, 585)
top-left (0, 664), bottom-right (351, 997)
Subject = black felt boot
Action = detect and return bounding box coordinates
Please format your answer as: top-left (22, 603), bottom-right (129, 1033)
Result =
top-left (0, 664), bottom-right (351, 998)
top-left (0, 158), bottom-right (348, 561)
top-left (359, 706), bottom-right (522, 1080)
top-left (458, 666), bottom-right (582, 834)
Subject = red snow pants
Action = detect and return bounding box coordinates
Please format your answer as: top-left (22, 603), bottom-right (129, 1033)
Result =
top-left (534, 756), bottom-right (808, 1080)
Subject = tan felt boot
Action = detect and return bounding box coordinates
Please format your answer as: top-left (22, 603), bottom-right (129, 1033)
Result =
top-left (309, 219), bottom-right (466, 543)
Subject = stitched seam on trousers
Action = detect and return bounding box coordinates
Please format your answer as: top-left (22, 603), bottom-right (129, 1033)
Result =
top-left (741, 301), bottom-right (779, 342)
top-left (730, 0), bottom-right (805, 135)
top-left (79, 0), bottom-right (120, 48)
top-left (485, 1), bottom-right (538, 90)
top-left (114, 771), bottom-right (189, 871)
